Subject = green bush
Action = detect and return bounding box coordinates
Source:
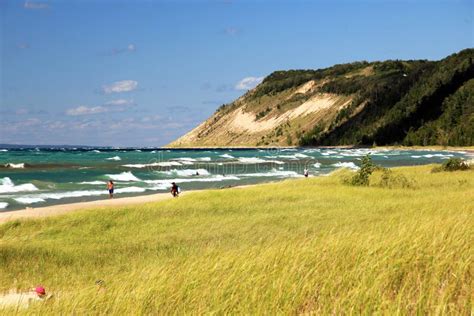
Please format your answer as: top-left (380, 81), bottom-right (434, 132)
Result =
top-left (343, 155), bottom-right (376, 186)
top-left (432, 158), bottom-right (470, 172)
top-left (378, 168), bottom-right (417, 189)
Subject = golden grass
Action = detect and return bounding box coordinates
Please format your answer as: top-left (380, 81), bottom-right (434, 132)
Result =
top-left (0, 165), bottom-right (473, 314)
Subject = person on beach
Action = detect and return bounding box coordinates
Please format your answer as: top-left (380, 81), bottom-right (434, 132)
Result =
top-left (107, 180), bottom-right (114, 198)
top-left (171, 182), bottom-right (180, 197)
top-left (0, 285), bottom-right (50, 309)
top-left (304, 168), bottom-right (309, 177)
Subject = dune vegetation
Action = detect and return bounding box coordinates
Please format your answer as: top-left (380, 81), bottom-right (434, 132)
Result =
top-left (0, 164), bottom-right (473, 314)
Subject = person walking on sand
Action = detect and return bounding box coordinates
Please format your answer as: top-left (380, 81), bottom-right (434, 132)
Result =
top-left (107, 180), bottom-right (114, 199)
top-left (170, 182), bottom-right (180, 197)
top-left (304, 168), bottom-right (309, 178)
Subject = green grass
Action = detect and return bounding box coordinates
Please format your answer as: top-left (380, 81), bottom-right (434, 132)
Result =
top-left (0, 165), bottom-right (473, 314)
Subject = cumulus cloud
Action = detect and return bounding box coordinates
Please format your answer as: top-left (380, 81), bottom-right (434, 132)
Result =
top-left (66, 99), bottom-right (135, 116)
top-left (66, 106), bottom-right (108, 116)
top-left (104, 99), bottom-right (134, 106)
top-left (235, 76), bottom-right (264, 90)
top-left (24, 1), bottom-right (49, 9)
top-left (102, 80), bottom-right (138, 94)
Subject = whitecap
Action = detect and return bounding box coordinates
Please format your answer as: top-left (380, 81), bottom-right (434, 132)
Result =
top-left (238, 157), bottom-right (284, 164)
top-left (313, 162), bottom-right (321, 168)
top-left (144, 175), bottom-right (240, 185)
top-left (332, 162), bottom-right (359, 170)
top-left (0, 202), bottom-right (8, 209)
top-left (78, 181), bottom-right (105, 185)
top-left (240, 169), bottom-right (301, 178)
top-left (0, 149), bottom-right (8, 152)
top-left (220, 154), bottom-right (234, 159)
top-left (0, 177), bottom-right (39, 193)
top-left (157, 169), bottom-right (210, 177)
top-left (106, 171), bottom-right (141, 181)
top-left (5, 163), bottom-right (25, 169)
top-left (91, 150), bottom-right (101, 153)
top-left (122, 161), bottom-right (182, 168)
top-left (106, 156), bottom-right (121, 161)
top-left (15, 197), bottom-right (46, 204)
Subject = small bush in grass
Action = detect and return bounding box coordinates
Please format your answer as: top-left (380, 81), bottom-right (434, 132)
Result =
top-left (343, 155), bottom-right (376, 186)
top-left (378, 168), bottom-right (417, 189)
top-left (432, 158), bottom-right (470, 172)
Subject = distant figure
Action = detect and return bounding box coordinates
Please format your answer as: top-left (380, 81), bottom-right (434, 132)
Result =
top-left (171, 182), bottom-right (180, 197)
top-left (195, 171), bottom-right (200, 176)
top-left (304, 168), bottom-right (309, 178)
top-left (0, 285), bottom-right (50, 309)
top-left (107, 180), bottom-right (114, 198)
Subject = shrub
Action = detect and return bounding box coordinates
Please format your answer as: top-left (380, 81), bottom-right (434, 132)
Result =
top-left (378, 168), bottom-right (417, 189)
top-left (343, 155), bottom-right (376, 186)
top-left (432, 157), bottom-right (470, 172)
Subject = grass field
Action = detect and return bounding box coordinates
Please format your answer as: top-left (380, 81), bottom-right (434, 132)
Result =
top-left (0, 165), bottom-right (473, 314)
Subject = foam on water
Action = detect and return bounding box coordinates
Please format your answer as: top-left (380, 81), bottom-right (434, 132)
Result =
top-left (240, 169), bottom-right (301, 178)
top-left (0, 149), bottom-right (8, 152)
top-left (332, 162), bottom-right (359, 170)
top-left (78, 181), bottom-right (105, 185)
top-left (313, 162), bottom-right (321, 168)
top-left (15, 197), bottom-right (46, 204)
top-left (106, 156), bottom-right (121, 161)
top-left (122, 161), bottom-right (182, 168)
top-left (106, 171), bottom-right (141, 181)
top-left (238, 157), bottom-right (284, 164)
top-left (5, 163), bottom-right (25, 169)
top-left (0, 202), bottom-right (8, 209)
top-left (0, 177), bottom-right (39, 193)
top-left (157, 169), bottom-right (210, 177)
top-left (220, 154), bottom-right (234, 159)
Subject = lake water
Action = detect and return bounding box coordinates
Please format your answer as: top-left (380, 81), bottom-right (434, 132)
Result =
top-left (0, 147), bottom-right (470, 211)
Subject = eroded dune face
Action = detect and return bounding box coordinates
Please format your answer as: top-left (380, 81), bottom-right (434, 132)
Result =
top-left (168, 81), bottom-right (354, 147)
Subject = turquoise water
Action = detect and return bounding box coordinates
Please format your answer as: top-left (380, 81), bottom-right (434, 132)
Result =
top-left (0, 147), bottom-right (470, 211)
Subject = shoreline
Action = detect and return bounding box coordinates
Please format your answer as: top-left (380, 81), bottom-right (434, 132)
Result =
top-left (0, 184), bottom-right (257, 224)
top-left (0, 191), bottom-right (179, 224)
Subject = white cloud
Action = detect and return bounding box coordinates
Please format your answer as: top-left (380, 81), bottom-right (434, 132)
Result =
top-left (127, 44), bottom-right (136, 51)
top-left (66, 106), bottom-right (108, 116)
top-left (102, 80), bottom-right (138, 94)
top-left (105, 99), bottom-right (134, 106)
top-left (24, 1), bottom-right (49, 9)
top-left (66, 99), bottom-right (134, 116)
top-left (235, 76), bottom-right (264, 90)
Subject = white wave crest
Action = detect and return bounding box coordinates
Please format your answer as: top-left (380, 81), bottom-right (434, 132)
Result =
top-left (238, 157), bottom-right (284, 165)
top-left (15, 197), bottom-right (46, 204)
top-left (0, 149), bottom-right (8, 152)
top-left (106, 171), bottom-right (141, 181)
top-left (78, 181), bottom-right (105, 185)
top-left (106, 156), bottom-right (121, 161)
top-left (122, 161), bottom-right (182, 168)
top-left (332, 162), bottom-right (359, 170)
top-left (5, 163), bottom-right (25, 169)
top-left (0, 177), bottom-right (39, 193)
top-left (0, 202), bottom-right (8, 209)
top-left (158, 169), bottom-right (210, 177)
top-left (220, 154), bottom-right (234, 159)
top-left (144, 175), bottom-right (240, 185)
top-left (240, 169), bottom-right (301, 178)
top-left (313, 162), bottom-right (321, 168)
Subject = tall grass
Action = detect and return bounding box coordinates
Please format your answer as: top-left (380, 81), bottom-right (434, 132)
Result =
top-left (0, 165), bottom-right (472, 314)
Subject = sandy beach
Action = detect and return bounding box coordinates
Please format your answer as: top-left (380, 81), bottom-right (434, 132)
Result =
top-left (0, 192), bottom-right (181, 224)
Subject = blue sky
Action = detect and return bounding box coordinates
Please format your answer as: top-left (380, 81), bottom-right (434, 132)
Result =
top-left (1, 0), bottom-right (472, 147)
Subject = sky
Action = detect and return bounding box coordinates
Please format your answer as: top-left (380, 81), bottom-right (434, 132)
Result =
top-left (1, 0), bottom-right (472, 147)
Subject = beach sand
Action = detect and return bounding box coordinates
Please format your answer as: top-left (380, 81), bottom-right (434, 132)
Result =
top-left (0, 192), bottom-right (181, 224)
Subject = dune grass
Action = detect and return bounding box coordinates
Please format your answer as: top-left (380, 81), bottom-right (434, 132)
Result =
top-left (0, 165), bottom-right (473, 314)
